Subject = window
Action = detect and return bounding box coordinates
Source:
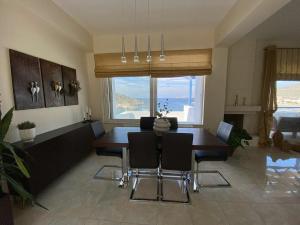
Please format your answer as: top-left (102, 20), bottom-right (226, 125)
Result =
top-left (157, 77), bottom-right (204, 124)
top-left (109, 76), bottom-right (205, 124)
top-left (111, 77), bottom-right (150, 119)
top-left (275, 81), bottom-right (300, 117)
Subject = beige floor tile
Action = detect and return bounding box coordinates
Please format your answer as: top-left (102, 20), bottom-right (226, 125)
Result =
top-left (189, 201), bottom-right (229, 225)
top-left (13, 148), bottom-right (300, 225)
top-left (157, 204), bottom-right (193, 225)
top-left (219, 203), bottom-right (265, 225)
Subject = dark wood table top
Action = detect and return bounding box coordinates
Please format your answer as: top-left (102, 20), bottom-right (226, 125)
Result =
top-left (93, 127), bottom-right (231, 150)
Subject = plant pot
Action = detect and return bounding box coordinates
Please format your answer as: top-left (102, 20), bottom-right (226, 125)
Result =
top-left (0, 194), bottom-right (14, 225)
top-left (153, 118), bottom-right (170, 135)
top-left (18, 128), bottom-right (36, 142)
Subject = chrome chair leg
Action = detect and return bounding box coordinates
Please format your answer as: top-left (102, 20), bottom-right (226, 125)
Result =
top-left (195, 162), bottom-right (231, 188)
top-left (94, 165), bottom-right (122, 181)
top-left (129, 169), bottom-right (160, 201)
top-left (160, 171), bottom-right (191, 204)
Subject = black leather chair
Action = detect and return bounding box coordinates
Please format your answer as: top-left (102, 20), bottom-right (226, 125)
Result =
top-left (161, 133), bottom-right (193, 203)
top-left (128, 132), bottom-right (159, 201)
top-left (194, 121), bottom-right (233, 189)
top-left (91, 121), bottom-right (123, 181)
top-left (167, 117), bottom-right (178, 130)
top-left (140, 117), bottom-right (156, 130)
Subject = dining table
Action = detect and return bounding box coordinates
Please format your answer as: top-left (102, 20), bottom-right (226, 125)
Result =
top-left (93, 126), bottom-right (231, 191)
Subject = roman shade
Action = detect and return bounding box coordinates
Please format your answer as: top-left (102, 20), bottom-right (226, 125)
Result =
top-left (277, 48), bottom-right (300, 80)
top-left (94, 49), bottom-right (212, 78)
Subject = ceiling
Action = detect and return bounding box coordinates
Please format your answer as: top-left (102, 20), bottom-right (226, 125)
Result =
top-left (248, 0), bottom-right (300, 41)
top-left (52, 0), bottom-right (238, 35)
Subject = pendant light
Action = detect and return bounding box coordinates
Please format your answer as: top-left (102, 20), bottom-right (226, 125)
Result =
top-left (121, 0), bottom-right (127, 63)
top-left (133, 0), bottom-right (140, 63)
top-left (159, 0), bottom-right (166, 61)
top-left (146, 0), bottom-right (152, 63)
top-left (160, 33), bottom-right (165, 61)
top-left (121, 35), bottom-right (127, 63)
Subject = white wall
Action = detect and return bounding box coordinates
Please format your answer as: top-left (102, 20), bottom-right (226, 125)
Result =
top-left (204, 48), bottom-right (228, 133)
top-left (226, 33), bottom-right (300, 134)
top-left (0, 0), bottom-right (91, 142)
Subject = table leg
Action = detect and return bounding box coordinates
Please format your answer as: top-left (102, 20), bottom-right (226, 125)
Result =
top-left (191, 151), bottom-right (199, 192)
top-left (119, 147), bottom-right (128, 188)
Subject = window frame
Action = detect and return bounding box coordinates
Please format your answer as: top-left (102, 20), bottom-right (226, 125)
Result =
top-left (106, 76), bottom-right (205, 127)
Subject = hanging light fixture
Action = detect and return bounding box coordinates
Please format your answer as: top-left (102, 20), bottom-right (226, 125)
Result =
top-left (121, 35), bottom-right (127, 63)
top-left (160, 33), bottom-right (165, 61)
top-left (146, 0), bottom-right (152, 63)
top-left (121, 0), bottom-right (127, 63)
top-left (159, 0), bottom-right (166, 61)
top-left (133, 0), bottom-right (140, 63)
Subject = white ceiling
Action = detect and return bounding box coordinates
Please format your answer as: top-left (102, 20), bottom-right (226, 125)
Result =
top-left (248, 0), bottom-right (300, 41)
top-left (52, 0), bottom-right (238, 35)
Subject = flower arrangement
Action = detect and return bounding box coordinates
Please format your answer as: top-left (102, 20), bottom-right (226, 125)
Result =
top-left (156, 99), bottom-right (171, 119)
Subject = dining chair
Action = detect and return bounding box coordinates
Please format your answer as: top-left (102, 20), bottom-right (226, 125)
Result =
top-left (128, 132), bottom-right (160, 201)
top-left (194, 121), bottom-right (233, 189)
top-left (160, 133), bottom-right (193, 203)
top-left (167, 117), bottom-right (178, 130)
top-left (140, 117), bottom-right (156, 130)
top-left (91, 121), bottom-right (123, 181)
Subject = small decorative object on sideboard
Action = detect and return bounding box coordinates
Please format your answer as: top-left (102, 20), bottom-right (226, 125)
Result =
top-left (153, 100), bottom-right (171, 135)
top-left (69, 80), bottom-right (81, 96)
top-left (51, 81), bottom-right (63, 98)
top-left (17, 121), bottom-right (36, 142)
top-left (83, 107), bottom-right (92, 122)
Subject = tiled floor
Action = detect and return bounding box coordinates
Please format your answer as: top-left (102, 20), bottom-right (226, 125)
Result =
top-left (14, 147), bottom-right (300, 225)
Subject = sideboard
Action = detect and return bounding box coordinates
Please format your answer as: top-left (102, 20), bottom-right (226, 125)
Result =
top-left (12, 121), bottom-right (97, 196)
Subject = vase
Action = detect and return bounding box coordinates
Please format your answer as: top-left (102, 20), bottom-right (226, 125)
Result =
top-left (19, 128), bottom-right (36, 142)
top-left (153, 118), bottom-right (170, 135)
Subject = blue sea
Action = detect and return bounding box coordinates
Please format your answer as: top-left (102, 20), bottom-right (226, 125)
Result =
top-left (136, 98), bottom-right (194, 111)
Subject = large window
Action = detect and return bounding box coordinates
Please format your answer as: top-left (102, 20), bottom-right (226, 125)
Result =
top-left (110, 76), bottom-right (205, 124)
top-left (111, 77), bottom-right (150, 119)
top-left (275, 81), bottom-right (300, 117)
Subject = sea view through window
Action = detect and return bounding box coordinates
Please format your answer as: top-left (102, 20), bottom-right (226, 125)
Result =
top-left (110, 76), bottom-right (205, 124)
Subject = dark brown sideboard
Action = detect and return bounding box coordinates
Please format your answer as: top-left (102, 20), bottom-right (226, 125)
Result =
top-left (12, 121), bottom-right (97, 196)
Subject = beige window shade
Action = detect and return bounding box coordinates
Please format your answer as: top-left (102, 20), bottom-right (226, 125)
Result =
top-left (277, 48), bottom-right (300, 80)
top-left (94, 49), bottom-right (212, 78)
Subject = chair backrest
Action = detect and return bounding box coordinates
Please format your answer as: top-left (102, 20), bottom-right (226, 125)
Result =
top-left (140, 117), bottom-right (156, 130)
top-left (91, 121), bottom-right (106, 139)
top-left (161, 133), bottom-right (193, 171)
top-left (216, 121), bottom-right (233, 143)
top-left (128, 132), bottom-right (159, 169)
top-left (167, 117), bottom-right (178, 130)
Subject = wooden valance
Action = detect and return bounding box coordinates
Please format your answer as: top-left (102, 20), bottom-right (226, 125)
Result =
top-left (277, 48), bottom-right (300, 80)
top-left (94, 49), bottom-right (212, 78)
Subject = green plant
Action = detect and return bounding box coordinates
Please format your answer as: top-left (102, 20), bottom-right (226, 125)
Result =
top-left (0, 108), bottom-right (44, 208)
top-left (156, 99), bottom-right (171, 118)
top-left (228, 127), bottom-right (252, 149)
top-left (17, 121), bottom-right (36, 130)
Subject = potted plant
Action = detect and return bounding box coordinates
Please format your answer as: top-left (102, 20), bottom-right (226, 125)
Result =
top-left (153, 100), bottom-right (171, 135)
top-left (17, 121), bottom-right (36, 142)
top-left (0, 108), bottom-right (42, 225)
top-left (227, 127), bottom-right (252, 156)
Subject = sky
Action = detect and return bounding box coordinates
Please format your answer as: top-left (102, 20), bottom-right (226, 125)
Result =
top-left (112, 76), bottom-right (199, 99)
top-left (277, 80), bottom-right (300, 88)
